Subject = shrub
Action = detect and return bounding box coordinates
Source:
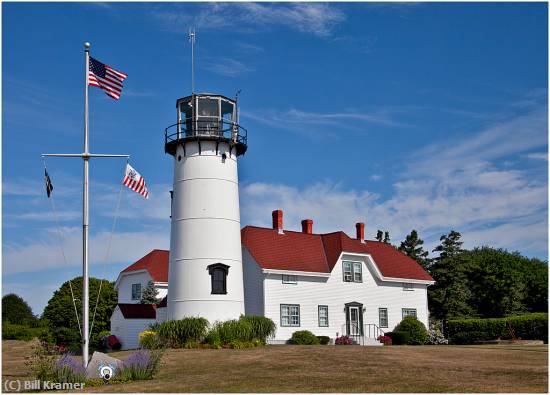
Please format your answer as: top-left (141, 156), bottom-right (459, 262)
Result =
top-left (228, 340), bottom-right (255, 349)
top-left (239, 315), bottom-right (276, 341)
top-left (183, 340), bottom-right (200, 349)
top-left (378, 335), bottom-right (392, 345)
top-left (335, 335), bottom-right (353, 345)
top-left (157, 318), bottom-right (209, 348)
top-left (447, 313), bottom-right (548, 344)
top-left (393, 316), bottom-right (428, 345)
top-left (215, 319), bottom-right (254, 343)
top-left (316, 336), bottom-right (330, 345)
top-left (290, 330), bottom-right (319, 345)
top-left (2, 323), bottom-right (52, 341)
top-left (139, 330), bottom-right (162, 350)
top-left (428, 322), bottom-right (448, 345)
top-left (386, 331), bottom-right (411, 345)
top-left (119, 349), bottom-right (163, 380)
top-left (204, 329), bottom-right (222, 347)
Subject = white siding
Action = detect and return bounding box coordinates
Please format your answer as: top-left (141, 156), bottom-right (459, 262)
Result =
top-left (109, 306), bottom-right (156, 350)
top-left (117, 271), bottom-right (153, 304)
top-left (156, 307), bottom-right (167, 323)
top-left (242, 247), bottom-right (264, 316)
top-left (264, 253), bottom-right (430, 342)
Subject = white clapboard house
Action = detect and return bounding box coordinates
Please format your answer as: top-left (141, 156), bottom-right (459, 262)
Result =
top-left (110, 210), bottom-right (434, 348)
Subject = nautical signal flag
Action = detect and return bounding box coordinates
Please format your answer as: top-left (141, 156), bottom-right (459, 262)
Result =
top-left (88, 57), bottom-right (128, 100)
top-left (44, 169), bottom-right (53, 198)
top-left (123, 164), bottom-right (149, 199)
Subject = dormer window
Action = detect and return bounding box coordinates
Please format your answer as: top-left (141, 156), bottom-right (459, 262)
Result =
top-left (131, 283), bottom-right (142, 300)
top-left (208, 263), bottom-right (229, 294)
top-left (343, 261), bottom-right (362, 283)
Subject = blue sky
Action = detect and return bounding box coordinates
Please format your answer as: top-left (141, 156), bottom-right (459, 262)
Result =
top-left (3, 2), bottom-right (548, 315)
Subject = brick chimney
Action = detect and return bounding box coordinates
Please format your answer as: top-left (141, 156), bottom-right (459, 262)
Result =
top-left (356, 222), bottom-right (365, 244)
top-left (301, 219), bottom-right (313, 234)
top-left (272, 209), bottom-right (284, 234)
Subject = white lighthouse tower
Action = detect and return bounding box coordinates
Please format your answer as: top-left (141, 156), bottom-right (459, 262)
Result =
top-left (164, 93), bottom-right (248, 323)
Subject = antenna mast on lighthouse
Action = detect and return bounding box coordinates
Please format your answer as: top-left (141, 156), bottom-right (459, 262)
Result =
top-left (189, 27), bottom-right (196, 93)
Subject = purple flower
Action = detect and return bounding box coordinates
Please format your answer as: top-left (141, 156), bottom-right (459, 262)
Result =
top-left (124, 350), bottom-right (151, 368)
top-left (56, 353), bottom-right (86, 374)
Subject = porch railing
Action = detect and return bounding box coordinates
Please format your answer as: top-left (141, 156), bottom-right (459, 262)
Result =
top-left (340, 323), bottom-right (385, 345)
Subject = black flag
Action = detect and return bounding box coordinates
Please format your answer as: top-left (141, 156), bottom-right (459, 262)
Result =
top-left (44, 169), bottom-right (53, 198)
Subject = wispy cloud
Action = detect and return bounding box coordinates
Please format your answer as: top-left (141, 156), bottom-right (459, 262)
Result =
top-left (149, 3), bottom-right (345, 38)
top-left (526, 151), bottom-right (548, 161)
top-left (202, 57), bottom-right (253, 77)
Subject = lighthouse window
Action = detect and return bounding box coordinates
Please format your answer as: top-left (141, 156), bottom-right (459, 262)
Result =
top-left (207, 263), bottom-right (229, 295)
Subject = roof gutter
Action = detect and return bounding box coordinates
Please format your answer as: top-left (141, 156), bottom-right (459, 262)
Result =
top-left (261, 268), bottom-right (331, 278)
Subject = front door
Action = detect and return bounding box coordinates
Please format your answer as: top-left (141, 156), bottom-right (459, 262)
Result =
top-left (349, 307), bottom-right (360, 336)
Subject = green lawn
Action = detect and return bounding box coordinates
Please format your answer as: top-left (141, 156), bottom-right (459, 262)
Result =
top-left (3, 340), bottom-right (548, 392)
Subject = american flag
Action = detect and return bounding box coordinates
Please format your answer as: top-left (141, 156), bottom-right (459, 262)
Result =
top-left (88, 57), bottom-right (128, 100)
top-left (123, 163), bottom-right (149, 199)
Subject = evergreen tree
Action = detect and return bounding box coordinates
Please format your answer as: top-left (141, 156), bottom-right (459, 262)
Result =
top-left (2, 294), bottom-right (37, 326)
top-left (428, 230), bottom-right (474, 326)
top-left (383, 231), bottom-right (390, 244)
top-left (398, 230), bottom-right (430, 270)
top-left (140, 280), bottom-right (160, 304)
top-left (375, 230), bottom-right (383, 242)
top-left (432, 230), bottom-right (463, 261)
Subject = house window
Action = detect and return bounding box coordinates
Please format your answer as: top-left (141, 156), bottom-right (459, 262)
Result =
top-left (207, 263), bottom-right (229, 294)
top-left (343, 261), bottom-right (362, 283)
top-left (379, 308), bottom-right (388, 328)
top-left (318, 305), bottom-right (329, 327)
top-left (282, 275), bottom-right (298, 284)
top-left (131, 283), bottom-right (141, 300)
top-left (402, 283), bottom-right (414, 291)
top-left (402, 308), bottom-right (417, 319)
top-left (281, 304), bottom-right (300, 327)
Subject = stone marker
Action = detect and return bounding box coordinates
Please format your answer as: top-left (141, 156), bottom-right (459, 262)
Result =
top-left (85, 351), bottom-right (123, 380)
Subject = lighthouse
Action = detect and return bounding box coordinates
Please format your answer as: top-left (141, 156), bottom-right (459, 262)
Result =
top-left (164, 93), bottom-right (248, 323)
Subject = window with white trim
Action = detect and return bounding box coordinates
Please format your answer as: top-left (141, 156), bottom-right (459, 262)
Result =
top-left (379, 308), bottom-right (388, 328)
top-left (402, 283), bottom-right (414, 291)
top-left (343, 261), bottom-right (362, 283)
top-left (281, 304), bottom-right (300, 327)
top-left (282, 275), bottom-right (298, 284)
top-left (318, 305), bottom-right (329, 327)
top-left (131, 283), bottom-right (142, 300)
top-left (402, 308), bottom-right (417, 319)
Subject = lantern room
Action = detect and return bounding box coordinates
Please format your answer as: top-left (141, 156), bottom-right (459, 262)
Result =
top-left (164, 93), bottom-right (248, 157)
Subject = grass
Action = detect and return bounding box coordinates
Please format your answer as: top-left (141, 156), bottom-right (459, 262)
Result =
top-left (2, 340), bottom-right (548, 392)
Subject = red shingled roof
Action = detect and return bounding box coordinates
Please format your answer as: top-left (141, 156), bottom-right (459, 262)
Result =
top-left (121, 249), bottom-right (169, 282)
top-left (241, 226), bottom-right (433, 281)
top-left (118, 303), bottom-right (157, 319)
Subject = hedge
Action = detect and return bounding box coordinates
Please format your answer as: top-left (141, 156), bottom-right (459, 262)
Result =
top-left (447, 313), bottom-right (548, 344)
top-left (386, 331), bottom-right (410, 345)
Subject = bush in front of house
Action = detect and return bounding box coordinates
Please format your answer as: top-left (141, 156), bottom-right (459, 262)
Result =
top-left (239, 315), bottom-right (277, 342)
top-left (139, 330), bottom-right (163, 350)
top-left (157, 317), bottom-right (209, 348)
top-left (290, 330), bottom-right (320, 345)
top-left (215, 319), bottom-right (254, 343)
top-left (335, 335), bottom-right (353, 345)
top-left (447, 313), bottom-right (548, 344)
top-left (386, 331), bottom-right (411, 345)
top-left (428, 321), bottom-right (449, 345)
top-left (316, 336), bottom-right (330, 345)
top-left (393, 316), bottom-right (428, 345)
top-left (377, 335), bottom-right (392, 345)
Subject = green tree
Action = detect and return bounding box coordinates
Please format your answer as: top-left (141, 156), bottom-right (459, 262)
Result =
top-left (398, 230), bottom-right (430, 270)
top-left (429, 231), bottom-right (475, 325)
top-left (2, 294), bottom-right (37, 326)
top-left (383, 231), bottom-right (390, 244)
top-left (42, 277), bottom-right (117, 353)
top-left (375, 230), bottom-right (383, 242)
top-left (140, 280), bottom-right (160, 304)
top-left (432, 230), bottom-right (463, 261)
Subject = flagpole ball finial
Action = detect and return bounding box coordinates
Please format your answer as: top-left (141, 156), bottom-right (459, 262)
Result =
top-left (84, 42), bottom-right (91, 50)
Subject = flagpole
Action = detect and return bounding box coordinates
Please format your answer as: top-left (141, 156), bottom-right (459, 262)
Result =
top-left (83, 41), bottom-right (90, 368)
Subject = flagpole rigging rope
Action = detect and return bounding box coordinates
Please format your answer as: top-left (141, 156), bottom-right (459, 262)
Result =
top-left (88, 159), bottom-right (127, 340)
top-left (42, 158), bottom-right (82, 339)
